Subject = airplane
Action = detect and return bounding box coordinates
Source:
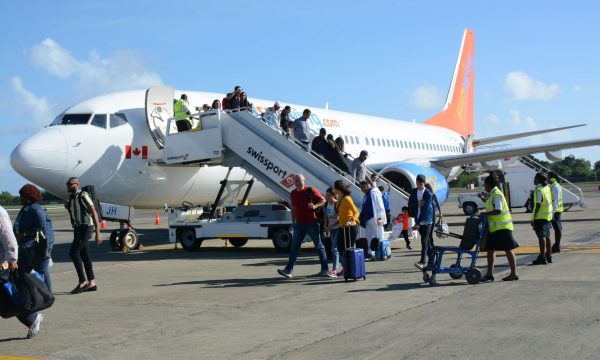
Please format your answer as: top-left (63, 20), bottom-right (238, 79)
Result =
top-left (10, 28), bottom-right (600, 216)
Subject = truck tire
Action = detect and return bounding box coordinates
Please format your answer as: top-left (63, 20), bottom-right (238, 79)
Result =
top-left (109, 230), bottom-right (122, 251)
top-left (179, 228), bottom-right (201, 251)
top-left (121, 229), bottom-right (140, 250)
top-left (463, 202), bottom-right (478, 215)
top-left (271, 228), bottom-right (292, 253)
top-left (228, 238), bottom-right (248, 248)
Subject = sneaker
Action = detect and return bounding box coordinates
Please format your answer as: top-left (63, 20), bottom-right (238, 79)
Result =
top-left (277, 269), bottom-right (292, 279)
top-left (546, 255), bottom-right (553, 263)
top-left (551, 244), bottom-right (560, 253)
top-left (406, 243), bottom-right (412, 250)
top-left (531, 255), bottom-right (548, 265)
top-left (326, 270), bottom-right (337, 278)
top-left (414, 262), bottom-right (425, 270)
top-left (336, 268), bottom-right (344, 276)
top-left (27, 313), bottom-right (43, 339)
top-left (481, 273), bottom-right (495, 282)
top-left (316, 270), bottom-right (329, 277)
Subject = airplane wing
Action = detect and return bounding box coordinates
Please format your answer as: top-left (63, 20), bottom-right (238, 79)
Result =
top-left (472, 124), bottom-right (585, 146)
top-left (431, 137), bottom-right (600, 168)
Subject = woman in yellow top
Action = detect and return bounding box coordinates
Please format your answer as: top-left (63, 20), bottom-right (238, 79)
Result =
top-left (332, 180), bottom-right (359, 275)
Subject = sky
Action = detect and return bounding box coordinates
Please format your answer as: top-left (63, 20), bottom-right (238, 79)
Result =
top-left (1, 1), bottom-right (599, 194)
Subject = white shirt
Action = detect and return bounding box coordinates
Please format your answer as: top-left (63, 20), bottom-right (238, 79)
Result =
top-left (416, 189), bottom-right (424, 219)
top-left (0, 206), bottom-right (18, 263)
top-left (551, 182), bottom-right (561, 212)
top-left (370, 188), bottom-right (387, 225)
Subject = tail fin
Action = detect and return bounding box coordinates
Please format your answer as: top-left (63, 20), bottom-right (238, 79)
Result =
top-left (425, 28), bottom-right (474, 138)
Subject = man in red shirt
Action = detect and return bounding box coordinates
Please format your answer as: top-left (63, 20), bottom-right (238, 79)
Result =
top-left (278, 174), bottom-right (330, 278)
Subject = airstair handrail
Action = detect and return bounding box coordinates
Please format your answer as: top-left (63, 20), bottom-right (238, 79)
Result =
top-left (520, 155), bottom-right (585, 207)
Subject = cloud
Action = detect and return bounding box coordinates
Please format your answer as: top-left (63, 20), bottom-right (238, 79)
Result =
top-left (572, 85), bottom-right (583, 93)
top-left (10, 76), bottom-right (54, 128)
top-left (29, 38), bottom-right (163, 97)
top-left (508, 109), bottom-right (536, 129)
top-left (409, 85), bottom-right (444, 110)
top-left (485, 113), bottom-right (500, 124)
top-left (504, 71), bottom-right (559, 101)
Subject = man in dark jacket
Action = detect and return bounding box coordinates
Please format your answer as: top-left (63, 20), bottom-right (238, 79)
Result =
top-left (408, 174), bottom-right (434, 270)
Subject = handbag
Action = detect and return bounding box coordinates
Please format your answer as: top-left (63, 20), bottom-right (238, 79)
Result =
top-left (0, 269), bottom-right (23, 317)
top-left (32, 228), bottom-right (51, 267)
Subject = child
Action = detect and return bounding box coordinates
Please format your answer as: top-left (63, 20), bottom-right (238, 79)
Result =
top-left (323, 187), bottom-right (340, 277)
top-left (388, 206), bottom-right (412, 250)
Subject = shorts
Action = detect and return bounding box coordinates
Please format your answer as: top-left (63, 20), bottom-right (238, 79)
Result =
top-left (533, 220), bottom-right (551, 239)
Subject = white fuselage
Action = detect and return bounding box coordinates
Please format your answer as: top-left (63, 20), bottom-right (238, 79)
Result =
top-left (10, 90), bottom-right (464, 208)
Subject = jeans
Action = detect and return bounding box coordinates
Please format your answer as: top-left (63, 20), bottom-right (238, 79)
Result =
top-left (551, 212), bottom-right (562, 245)
top-left (337, 226), bottom-right (357, 270)
top-left (17, 246), bottom-right (52, 292)
top-left (70, 225), bottom-right (95, 283)
top-left (329, 228), bottom-right (340, 270)
top-left (285, 222), bottom-right (328, 274)
top-left (17, 312), bottom-right (38, 328)
top-left (418, 224), bottom-right (433, 267)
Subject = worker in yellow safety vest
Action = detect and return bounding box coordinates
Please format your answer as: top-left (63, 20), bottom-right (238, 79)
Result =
top-left (173, 94), bottom-right (192, 132)
top-left (548, 171), bottom-right (564, 253)
top-left (530, 172), bottom-right (554, 265)
top-left (480, 172), bottom-right (519, 282)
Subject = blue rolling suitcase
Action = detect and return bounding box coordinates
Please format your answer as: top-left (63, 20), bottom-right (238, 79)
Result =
top-left (343, 227), bottom-right (366, 281)
top-left (377, 239), bottom-right (391, 261)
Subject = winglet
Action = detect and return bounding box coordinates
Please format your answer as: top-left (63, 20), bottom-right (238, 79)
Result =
top-left (425, 28), bottom-right (474, 138)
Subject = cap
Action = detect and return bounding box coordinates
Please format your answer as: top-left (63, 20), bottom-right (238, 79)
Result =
top-left (416, 174), bottom-right (426, 183)
top-left (360, 150), bottom-right (369, 157)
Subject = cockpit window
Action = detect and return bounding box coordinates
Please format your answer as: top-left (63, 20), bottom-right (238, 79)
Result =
top-left (109, 113), bottom-right (128, 128)
top-left (56, 114), bottom-right (92, 125)
top-left (90, 114), bottom-right (107, 129)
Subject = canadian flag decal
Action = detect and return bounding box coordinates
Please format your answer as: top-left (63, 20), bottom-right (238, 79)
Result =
top-left (125, 145), bottom-right (148, 159)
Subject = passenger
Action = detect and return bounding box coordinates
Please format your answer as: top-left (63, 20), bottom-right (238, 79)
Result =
top-left (279, 105), bottom-right (292, 135)
top-left (173, 94), bottom-right (193, 132)
top-left (333, 179), bottom-right (360, 276)
top-left (425, 183), bottom-right (443, 247)
top-left (277, 174), bottom-right (330, 279)
top-left (408, 174), bottom-right (434, 270)
top-left (64, 177), bottom-right (102, 294)
top-left (351, 150), bottom-right (368, 183)
top-left (14, 184), bottom-right (55, 292)
top-left (311, 128), bottom-right (327, 156)
top-left (378, 184), bottom-right (392, 231)
top-left (530, 172), bottom-right (554, 265)
top-left (480, 173), bottom-right (519, 281)
top-left (211, 99), bottom-right (222, 111)
top-left (202, 104), bottom-right (211, 112)
top-left (226, 86), bottom-right (243, 112)
top-left (358, 180), bottom-right (386, 259)
top-left (324, 134), bottom-right (349, 172)
top-left (388, 206), bottom-right (412, 249)
top-left (0, 205), bottom-right (44, 338)
top-left (548, 171), bottom-right (564, 253)
top-left (262, 101), bottom-right (281, 127)
top-left (291, 109), bottom-right (312, 148)
top-left (239, 92), bottom-right (253, 110)
top-left (323, 187), bottom-right (340, 277)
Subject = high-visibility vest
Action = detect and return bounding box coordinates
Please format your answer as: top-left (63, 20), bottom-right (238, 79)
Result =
top-left (550, 180), bottom-right (564, 213)
top-left (174, 99), bottom-right (190, 123)
top-left (485, 187), bottom-right (513, 233)
top-left (532, 184), bottom-right (553, 221)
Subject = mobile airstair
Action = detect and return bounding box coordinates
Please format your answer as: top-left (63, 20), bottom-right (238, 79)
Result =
top-left (146, 87), bottom-right (409, 216)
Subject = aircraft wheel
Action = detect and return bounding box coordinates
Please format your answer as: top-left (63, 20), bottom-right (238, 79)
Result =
top-left (121, 229), bottom-right (140, 250)
top-left (229, 238), bottom-right (248, 248)
top-left (179, 228), bottom-right (201, 251)
top-left (271, 228), bottom-right (292, 253)
top-left (109, 230), bottom-right (122, 251)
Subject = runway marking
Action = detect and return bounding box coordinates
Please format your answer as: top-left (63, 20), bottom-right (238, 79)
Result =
top-left (51, 260), bottom-right (159, 277)
top-left (513, 245), bottom-right (600, 255)
top-left (0, 356), bottom-right (42, 360)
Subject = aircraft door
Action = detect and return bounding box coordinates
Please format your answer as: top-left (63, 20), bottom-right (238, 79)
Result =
top-left (145, 86), bottom-right (177, 149)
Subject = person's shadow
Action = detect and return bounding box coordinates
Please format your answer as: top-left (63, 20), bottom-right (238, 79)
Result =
top-left (0, 336), bottom-right (27, 342)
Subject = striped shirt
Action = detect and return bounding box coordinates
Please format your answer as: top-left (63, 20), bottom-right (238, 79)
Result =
top-left (0, 206), bottom-right (18, 263)
top-left (68, 190), bottom-right (94, 226)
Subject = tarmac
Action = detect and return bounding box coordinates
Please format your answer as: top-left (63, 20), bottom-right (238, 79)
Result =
top-left (1, 191), bottom-right (600, 359)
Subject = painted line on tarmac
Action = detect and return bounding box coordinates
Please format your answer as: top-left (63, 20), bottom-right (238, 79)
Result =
top-left (514, 245), bottom-right (600, 255)
top-left (0, 356), bottom-right (42, 360)
top-left (50, 260), bottom-right (159, 278)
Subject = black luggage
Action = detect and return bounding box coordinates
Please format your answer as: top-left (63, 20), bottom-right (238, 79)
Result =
top-left (13, 271), bottom-right (55, 313)
top-left (459, 216), bottom-right (481, 250)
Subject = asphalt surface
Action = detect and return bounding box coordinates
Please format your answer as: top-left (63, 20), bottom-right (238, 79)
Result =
top-left (1, 191), bottom-right (599, 359)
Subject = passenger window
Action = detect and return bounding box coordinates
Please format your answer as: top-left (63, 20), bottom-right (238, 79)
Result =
top-left (365, 137), bottom-right (370, 145)
top-left (110, 113), bottom-right (128, 128)
top-left (90, 114), bottom-right (107, 129)
top-left (377, 139), bottom-right (381, 146)
top-left (349, 136), bottom-right (354, 145)
top-left (344, 135), bottom-right (349, 143)
top-left (355, 136), bottom-right (359, 144)
top-left (371, 137), bottom-right (375, 145)
top-left (59, 114), bottom-right (91, 125)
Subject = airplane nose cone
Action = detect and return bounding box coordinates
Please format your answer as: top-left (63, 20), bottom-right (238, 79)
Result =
top-left (10, 128), bottom-right (68, 190)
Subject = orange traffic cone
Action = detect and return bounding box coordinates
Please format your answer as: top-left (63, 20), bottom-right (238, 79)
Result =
top-left (100, 220), bottom-right (107, 229)
top-left (155, 209), bottom-right (161, 225)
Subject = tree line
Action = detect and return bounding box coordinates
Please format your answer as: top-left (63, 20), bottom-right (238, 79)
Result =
top-left (0, 190), bottom-right (64, 206)
top-left (450, 155), bottom-right (600, 188)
